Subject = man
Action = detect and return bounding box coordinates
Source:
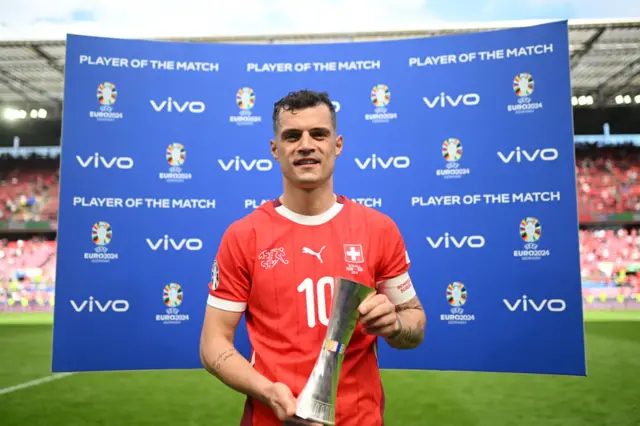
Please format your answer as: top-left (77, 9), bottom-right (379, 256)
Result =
top-left (200, 90), bottom-right (426, 426)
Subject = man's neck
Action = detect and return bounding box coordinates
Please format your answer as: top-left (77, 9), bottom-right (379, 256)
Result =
top-left (279, 181), bottom-right (337, 216)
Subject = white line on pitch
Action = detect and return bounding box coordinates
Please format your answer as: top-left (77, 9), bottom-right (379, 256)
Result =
top-left (0, 373), bottom-right (74, 396)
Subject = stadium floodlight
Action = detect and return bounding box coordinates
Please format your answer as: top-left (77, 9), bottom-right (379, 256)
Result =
top-left (624, 95), bottom-right (632, 104)
top-left (635, 95), bottom-right (640, 104)
top-left (27, 108), bottom-right (48, 119)
top-left (3, 108), bottom-right (27, 120)
top-left (615, 95), bottom-right (624, 104)
top-left (571, 96), bottom-right (578, 106)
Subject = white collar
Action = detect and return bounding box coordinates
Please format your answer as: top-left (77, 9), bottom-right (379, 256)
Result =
top-left (275, 201), bottom-right (344, 226)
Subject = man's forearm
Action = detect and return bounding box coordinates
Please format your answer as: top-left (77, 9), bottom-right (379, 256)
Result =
top-left (384, 296), bottom-right (426, 349)
top-left (201, 337), bottom-right (273, 404)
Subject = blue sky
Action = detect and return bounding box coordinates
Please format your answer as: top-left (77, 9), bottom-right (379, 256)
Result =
top-left (0, 0), bottom-right (638, 40)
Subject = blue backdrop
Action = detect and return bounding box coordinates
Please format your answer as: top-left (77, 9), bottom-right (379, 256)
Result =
top-left (52, 20), bottom-right (586, 376)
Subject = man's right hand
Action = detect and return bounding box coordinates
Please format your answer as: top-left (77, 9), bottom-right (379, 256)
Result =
top-left (266, 382), bottom-right (322, 426)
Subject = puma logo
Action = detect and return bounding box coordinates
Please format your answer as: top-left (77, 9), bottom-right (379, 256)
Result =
top-left (302, 246), bottom-right (325, 264)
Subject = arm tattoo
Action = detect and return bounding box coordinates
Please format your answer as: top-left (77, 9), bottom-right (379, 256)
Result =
top-left (396, 296), bottom-right (424, 313)
top-left (212, 348), bottom-right (238, 372)
top-left (386, 296), bottom-right (426, 348)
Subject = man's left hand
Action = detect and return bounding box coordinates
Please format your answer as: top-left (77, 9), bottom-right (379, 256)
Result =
top-left (357, 294), bottom-right (399, 338)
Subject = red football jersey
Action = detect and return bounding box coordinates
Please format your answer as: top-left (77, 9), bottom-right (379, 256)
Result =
top-left (208, 195), bottom-right (415, 426)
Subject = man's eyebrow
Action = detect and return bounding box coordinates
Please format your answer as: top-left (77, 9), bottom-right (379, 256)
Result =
top-left (280, 127), bottom-right (331, 137)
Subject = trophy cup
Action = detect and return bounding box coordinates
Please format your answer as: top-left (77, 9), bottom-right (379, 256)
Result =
top-left (294, 277), bottom-right (376, 425)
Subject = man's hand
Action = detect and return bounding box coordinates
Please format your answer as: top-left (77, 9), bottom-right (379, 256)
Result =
top-left (266, 382), bottom-right (322, 426)
top-left (357, 293), bottom-right (400, 339)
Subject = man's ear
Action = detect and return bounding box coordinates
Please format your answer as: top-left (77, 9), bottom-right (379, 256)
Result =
top-left (270, 139), bottom-right (278, 160)
top-left (335, 135), bottom-right (344, 157)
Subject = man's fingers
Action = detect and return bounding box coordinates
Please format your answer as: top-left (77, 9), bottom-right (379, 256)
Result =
top-left (360, 302), bottom-right (394, 326)
top-left (274, 384), bottom-right (297, 417)
top-left (365, 323), bottom-right (396, 336)
top-left (357, 293), bottom-right (379, 315)
top-left (282, 393), bottom-right (297, 416)
top-left (363, 313), bottom-right (396, 331)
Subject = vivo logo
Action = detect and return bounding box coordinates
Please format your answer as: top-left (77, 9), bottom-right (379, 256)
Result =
top-left (70, 297), bottom-right (129, 313)
top-left (427, 233), bottom-right (485, 249)
top-left (355, 155), bottom-right (410, 170)
top-left (497, 147), bottom-right (558, 163)
top-left (332, 101), bottom-right (341, 112)
top-left (503, 295), bottom-right (566, 312)
top-left (218, 158), bottom-right (273, 172)
top-left (146, 236), bottom-right (203, 251)
top-left (423, 92), bottom-right (480, 108)
top-left (150, 98), bottom-right (206, 113)
top-left (76, 154), bottom-right (133, 169)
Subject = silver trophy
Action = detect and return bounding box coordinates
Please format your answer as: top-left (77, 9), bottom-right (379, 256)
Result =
top-left (295, 277), bottom-right (376, 425)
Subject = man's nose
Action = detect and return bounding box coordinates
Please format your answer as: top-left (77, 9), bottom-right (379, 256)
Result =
top-left (297, 133), bottom-right (314, 152)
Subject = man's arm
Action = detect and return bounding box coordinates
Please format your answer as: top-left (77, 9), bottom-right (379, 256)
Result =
top-left (367, 214), bottom-right (426, 350)
top-left (200, 305), bottom-right (274, 404)
top-left (384, 295), bottom-right (426, 349)
top-left (202, 224), bottom-right (320, 425)
top-left (201, 301), bottom-right (321, 425)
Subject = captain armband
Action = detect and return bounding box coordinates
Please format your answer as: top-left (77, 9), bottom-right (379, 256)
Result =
top-left (376, 272), bottom-right (416, 305)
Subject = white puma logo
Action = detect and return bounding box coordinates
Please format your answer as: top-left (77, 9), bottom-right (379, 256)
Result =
top-left (302, 246), bottom-right (325, 264)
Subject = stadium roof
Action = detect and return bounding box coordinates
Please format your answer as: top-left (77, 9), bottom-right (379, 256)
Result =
top-left (0, 18), bottom-right (639, 117)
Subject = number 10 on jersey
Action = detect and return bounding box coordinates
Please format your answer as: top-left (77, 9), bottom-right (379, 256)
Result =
top-left (298, 277), bottom-right (335, 328)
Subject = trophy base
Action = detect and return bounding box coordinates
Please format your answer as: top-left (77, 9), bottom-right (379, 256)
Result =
top-left (292, 416), bottom-right (335, 426)
top-left (295, 399), bottom-right (335, 426)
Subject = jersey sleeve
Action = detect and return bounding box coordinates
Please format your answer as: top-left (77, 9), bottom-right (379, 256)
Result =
top-left (207, 222), bottom-right (253, 312)
top-left (375, 216), bottom-right (416, 306)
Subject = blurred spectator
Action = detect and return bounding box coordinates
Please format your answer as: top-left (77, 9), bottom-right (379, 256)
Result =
top-left (575, 142), bottom-right (640, 215)
top-left (579, 227), bottom-right (640, 289)
top-left (0, 153), bottom-right (60, 224)
top-left (0, 236), bottom-right (57, 312)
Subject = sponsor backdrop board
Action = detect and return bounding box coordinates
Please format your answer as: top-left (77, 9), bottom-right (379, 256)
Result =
top-left (52, 20), bottom-right (586, 376)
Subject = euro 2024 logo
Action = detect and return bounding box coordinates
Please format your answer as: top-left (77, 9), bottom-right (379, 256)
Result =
top-left (211, 259), bottom-right (220, 290)
top-left (441, 282), bottom-right (475, 325)
top-left (365, 84), bottom-right (398, 124)
top-left (515, 217), bottom-right (550, 260)
top-left (157, 283), bottom-right (190, 325)
top-left (508, 73), bottom-right (543, 114)
top-left (160, 143), bottom-right (192, 183)
top-left (90, 82), bottom-right (124, 122)
top-left (85, 221), bottom-right (119, 263)
top-left (437, 138), bottom-right (471, 180)
top-left (230, 87), bottom-right (262, 126)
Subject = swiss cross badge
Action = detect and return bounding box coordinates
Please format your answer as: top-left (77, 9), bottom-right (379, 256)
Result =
top-left (343, 244), bottom-right (364, 263)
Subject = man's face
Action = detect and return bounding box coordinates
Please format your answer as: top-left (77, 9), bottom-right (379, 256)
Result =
top-left (270, 104), bottom-right (343, 189)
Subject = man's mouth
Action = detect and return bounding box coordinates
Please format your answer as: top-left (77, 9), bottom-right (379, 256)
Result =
top-left (293, 158), bottom-right (320, 166)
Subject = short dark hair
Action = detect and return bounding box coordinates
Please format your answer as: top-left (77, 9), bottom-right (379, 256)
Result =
top-left (272, 89), bottom-right (337, 134)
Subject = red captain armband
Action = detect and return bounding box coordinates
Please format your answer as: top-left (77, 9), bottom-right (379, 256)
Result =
top-left (376, 272), bottom-right (416, 305)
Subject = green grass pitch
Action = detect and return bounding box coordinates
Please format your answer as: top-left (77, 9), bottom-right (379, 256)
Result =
top-left (0, 310), bottom-right (638, 425)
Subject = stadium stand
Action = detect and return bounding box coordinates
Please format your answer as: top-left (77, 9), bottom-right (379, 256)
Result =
top-left (0, 153), bottom-right (59, 312)
top-left (575, 143), bottom-right (640, 215)
top-left (0, 153), bottom-right (60, 223)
